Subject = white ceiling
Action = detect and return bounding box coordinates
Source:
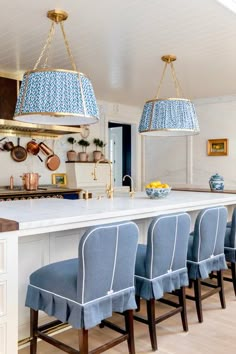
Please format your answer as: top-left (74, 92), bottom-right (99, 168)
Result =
top-left (1, 0), bottom-right (236, 107)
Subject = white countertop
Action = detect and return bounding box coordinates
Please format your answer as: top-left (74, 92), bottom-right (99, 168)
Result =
top-left (1, 191), bottom-right (236, 235)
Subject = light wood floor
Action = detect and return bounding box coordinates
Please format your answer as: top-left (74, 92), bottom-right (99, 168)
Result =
top-left (19, 280), bottom-right (236, 354)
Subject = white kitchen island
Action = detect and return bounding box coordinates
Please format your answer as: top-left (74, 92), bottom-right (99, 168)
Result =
top-left (1, 190), bottom-right (236, 354)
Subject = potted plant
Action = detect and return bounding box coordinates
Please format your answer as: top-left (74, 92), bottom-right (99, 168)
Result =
top-left (99, 141), bottom-right (107, 159)
top-left (93, 138), bottom-right (103, 161)
top-left (67, 137), bottom-right (77, 161)
top-left (78, 139), bottom-right (90, 161)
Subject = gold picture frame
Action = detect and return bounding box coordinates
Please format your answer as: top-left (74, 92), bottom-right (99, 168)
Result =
top-left (207, 139), bottom-right (228, 156)
top-left (51, 173), bottom-right (67, 187)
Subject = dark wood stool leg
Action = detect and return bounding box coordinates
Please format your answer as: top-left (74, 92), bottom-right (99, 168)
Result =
top-left (135, 295), bottom-right (141, 312)
top-left (193, 278), bottom-right (203, 323)
top-left (179, 286), bottom-right (188, 331)
top-left (231, 262), bottom-right (236, 296)
top-left (30, 309), bottom-right (38, 354)
top-left (146, 299), bottom-right (157, 351)
top-left (79, 328), bottom-right (88, 354)
top-left (217, 270), bottom-right (226, 308)
top-left (188, 279), bottom-right (193, 289)
top-left (124, 310), bottom-right (135, 354)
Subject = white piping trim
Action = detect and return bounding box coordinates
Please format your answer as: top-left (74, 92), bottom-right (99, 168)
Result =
top-left (150, 213), bottom-right (190, 278)
top-left (81, 221), bottom-right (138, 304)
top-left (224, 246), bottom-right (236, 250)
top-left (29, 284), bottom-right (135, 307)
top-left (212, 208), bottom-right (220, 257)
top-left (135, 267), bottom-right (187, 282)
top-left (197, 207), bottom-right (225, 262)
top-left (109, 226), bottom-right (119, 293)
top-left (187, 253), bottom-right (225, 264)
top-left (168, 216), bottom-right (178, 272)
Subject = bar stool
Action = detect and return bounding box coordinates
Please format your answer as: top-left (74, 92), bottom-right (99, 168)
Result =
top-left (224, 207), bottom-right (236, 295)
top-left (187, 206), bottom-right (228, 323)
top-left (134, 212), bottom-right (191, 351)
top-left (25, 221), bottom-right (139, 354)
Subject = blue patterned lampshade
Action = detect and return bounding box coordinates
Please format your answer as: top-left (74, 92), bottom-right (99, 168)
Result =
top-left (14, 9), bottom-right (99, 126)
top-left (14, 69), bottom-right (99, 125)
top-left (139, 55), bottom-right (200, 136)
top-left (139, 98), bottom-right (199, 136)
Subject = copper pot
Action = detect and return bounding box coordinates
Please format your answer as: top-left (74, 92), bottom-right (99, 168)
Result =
top-left (21, 173), bottom-right (41, 190)
top-left (0, 137), bottom-right (14, 151)
top-left (27, 140), bottom-right (43, 162)
top-left (3, 141), bottom-right (14, 151)
top-left (39, 142), bottom-right (60, 171)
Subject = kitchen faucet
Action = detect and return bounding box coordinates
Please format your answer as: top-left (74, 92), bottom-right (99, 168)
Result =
top-left (123, 175), bottom-right (135, 198)
top-left (92, 159), bottom-right (114, 199)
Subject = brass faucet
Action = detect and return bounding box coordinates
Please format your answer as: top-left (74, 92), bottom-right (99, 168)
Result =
top-left (123, 175), bottom-right (135, 198)
top-left (92, 159), bottom-right (114, 199)
top-left (79, 189), bottom-right (89, 200)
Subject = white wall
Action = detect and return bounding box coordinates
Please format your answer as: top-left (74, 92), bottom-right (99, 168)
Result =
top-left (0, 100), bottom-right (142, 188)
top-left (143, 95), bottom-right (236, 189)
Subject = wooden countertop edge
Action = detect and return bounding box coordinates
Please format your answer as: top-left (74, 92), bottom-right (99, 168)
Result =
top-left (172, 187), bottom-right (236, 194)
top-left (0, 218), bottom-right (19, 232)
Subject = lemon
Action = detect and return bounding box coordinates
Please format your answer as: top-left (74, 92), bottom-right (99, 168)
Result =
top-left (153, 180), bottom-right (162, 185)
top-left (161, 183), bottom-right (170, 188)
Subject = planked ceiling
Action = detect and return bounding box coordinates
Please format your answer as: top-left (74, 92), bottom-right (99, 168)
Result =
top-left (0, 0), bottom-right (236, 107)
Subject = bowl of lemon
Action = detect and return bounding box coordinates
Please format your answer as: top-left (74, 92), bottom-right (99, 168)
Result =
top-left (145, 180), bottom-right (171, 199)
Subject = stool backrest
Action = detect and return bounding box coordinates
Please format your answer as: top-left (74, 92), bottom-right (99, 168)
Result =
top-left (77, 221), bottom-right (139, 304)
top-left (145, 213), bottom-right (191, 279)
top-left (191, 206), bottom-right (227, 262)
top-left (229, 208), bottom-right (236, 248)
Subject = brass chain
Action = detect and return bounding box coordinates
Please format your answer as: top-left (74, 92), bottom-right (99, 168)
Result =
top-left (60, 22), bottom-right (77, 71)
top-left (33, 22), bottom-right (55, 70)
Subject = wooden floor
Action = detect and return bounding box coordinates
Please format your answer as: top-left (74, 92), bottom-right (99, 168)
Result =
top-left (19, 280), bottom-right (236, 354)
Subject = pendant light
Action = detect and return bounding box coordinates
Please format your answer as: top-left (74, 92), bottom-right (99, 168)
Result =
top-left (139, 55), bottom-right (200, 136)
top-left (14, 9), bottom-right (99, 126)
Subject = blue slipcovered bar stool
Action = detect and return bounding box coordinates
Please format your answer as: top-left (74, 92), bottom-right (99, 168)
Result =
top-left (25, 221), bottom-right (139, 354)
top-left (186, 206), bottom-right (228, 323)
top-left (224, 208), bottom-right (236, 295)
top-left (134, 213), bottom-right (191, 351)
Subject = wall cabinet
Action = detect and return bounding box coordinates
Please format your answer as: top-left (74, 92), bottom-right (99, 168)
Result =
top-left (0, 77), bottom-right (17, 119)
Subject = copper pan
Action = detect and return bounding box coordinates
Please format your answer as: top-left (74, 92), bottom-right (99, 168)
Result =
top-left (11, 138), bottom-right (27, 162)
top-left (39, 142), bottom-right (60, 171)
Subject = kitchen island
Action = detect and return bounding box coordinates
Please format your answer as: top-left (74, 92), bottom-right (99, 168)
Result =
top-left (1, 190), bottom-right (236, 354)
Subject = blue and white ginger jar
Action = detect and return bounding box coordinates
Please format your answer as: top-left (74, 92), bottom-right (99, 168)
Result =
top-left (209, 173), bottom-right (224, 191)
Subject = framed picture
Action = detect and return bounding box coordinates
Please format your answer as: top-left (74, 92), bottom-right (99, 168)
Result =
top-left (207, 138), bottom-right (228, 156)
top-left (51, 173), bottom-right (67, 187)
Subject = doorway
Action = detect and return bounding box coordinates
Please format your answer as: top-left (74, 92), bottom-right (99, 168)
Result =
top-left (108, 122), bottom-right (131, 188)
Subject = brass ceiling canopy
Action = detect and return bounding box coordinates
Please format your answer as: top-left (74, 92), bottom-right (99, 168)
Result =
top-left (161, 54), bottom-right (176, 63)
top-left (47, 9), bottom-right (68, 23)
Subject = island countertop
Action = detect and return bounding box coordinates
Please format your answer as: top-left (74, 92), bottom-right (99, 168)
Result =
top-left (1, 190), bottom-right (236, 235)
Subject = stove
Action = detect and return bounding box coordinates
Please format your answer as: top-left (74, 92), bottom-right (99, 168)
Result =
top-left (0, 185), bottom-right (81, 201)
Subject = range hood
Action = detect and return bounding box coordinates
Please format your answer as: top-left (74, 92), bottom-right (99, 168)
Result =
top-left (0, 118), bottom-right (82, 139)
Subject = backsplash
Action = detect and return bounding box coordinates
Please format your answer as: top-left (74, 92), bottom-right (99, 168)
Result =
top-left (0, 100), bottom-right (142, 187)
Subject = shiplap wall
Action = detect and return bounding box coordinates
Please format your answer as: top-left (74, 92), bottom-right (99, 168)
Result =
top-left (144, 95), bottom-right (236, 189)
